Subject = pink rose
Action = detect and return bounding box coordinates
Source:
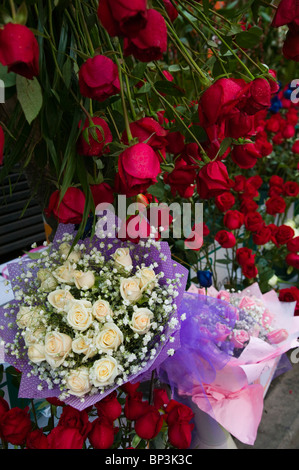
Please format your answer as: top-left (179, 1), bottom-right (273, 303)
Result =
top-left (238, 296), bottom-right (256, 310)
top-left (215, 322), bottom-right (231, 341)
top-left (217, 290), bottom-right (230, 302)
top-left (267, 329), bottom-right (289, 345)
top-left (231, 329), bottom-right (250, 348)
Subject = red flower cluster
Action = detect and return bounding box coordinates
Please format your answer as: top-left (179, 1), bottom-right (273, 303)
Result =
top-left (98, 1), bottom-right (168, 62)
top-left (279, 286), bottom-right (299, 316)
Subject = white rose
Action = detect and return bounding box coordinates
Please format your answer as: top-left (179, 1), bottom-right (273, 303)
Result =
top-left (67, 300), bottom-right (93, 331)
top-left (24, 327), bottom-right (46, 346)
top-left (130, 308), bottom-right (153, 335)
top-left (73, 270), bottom-right (95, 290)
top-left (59, 242), bottom-right (81, 263)
top-left (120, 277), bottom-right (142, 304)
top-left (72, 334), bottom-right (97, 360)
top-left (48, 289), bottom-right (74, 311)
top-left (112, 248), bottom-right (133, 269)
top-left (92, 299), bottom-right (114, 322)
top-left (138, 267), bottom-right (157, 291)
top-left (37, 268), bottom-right (53, 282)
top-left (91, 356), bottom-right (119, 388)
top-left (28, 343), bottom-right (46, 364)
top-left (66, 367), bottom-right (92, 397)
top-left (44, 331), bottom-right (72, 368)
top-left (53, 261), bottom-right (76, 285)
top-left (94, 322), bottom-right (123, 352)
top-left (40, 275), bottom-right (59, 292)
top-left (16, 306), bottom-right (42, 329)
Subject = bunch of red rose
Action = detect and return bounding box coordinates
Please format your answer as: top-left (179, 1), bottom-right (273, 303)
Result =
top-left (122, 381), bottom-right (194, 449)
top-left (271, 0), bottom-right (299, 62)
top-left (279, 286), bottom-right (299, 316)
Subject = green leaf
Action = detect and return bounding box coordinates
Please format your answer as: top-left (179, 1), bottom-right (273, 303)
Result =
top-left (154, 80), bottom-right (185, 97)
top-left (218, 137), bottom-right (232, 157)
top-left (0, 64), bottom-right (16, 87)
top-left (15, 2), bottom-right (28, 25)
top-left (235, 26), bottom-right (263, 49)
top-left (16, 76), bottom-right (43, 125)
top-left (147, 181), bottom-right (166, 199)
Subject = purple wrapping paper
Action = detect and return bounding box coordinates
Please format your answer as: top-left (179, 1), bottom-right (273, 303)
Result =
top-left (0, 221), bottom-right (188, 411)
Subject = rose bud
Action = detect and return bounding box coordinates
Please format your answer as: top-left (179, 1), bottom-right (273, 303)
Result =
top-left (242, 262), bottom-right (258, 279)
top-left (0, 23), bottom-right (39, 79)
top-left (231, 143), bottom-right (262, 169)
top-left (95, 391), bottom-right (122, 422)
top-left (47, 426), bottom-right (85, 449)
top-left (135, 405), bottom-right (164, 440)
top-left (215, 192), bottom-right (235, 212)
top-left (274, 224), bottom-right (295, 245)
top-left (215, 230), bottom-right (236, 248)
top-left (77, 116), bottom-right (112, 157)
top-left (124, 9), bottom-right (167, 63)
top-left (283, 181), bottom-right (299, 197)
top-left (0, 406), bottom-right (32, 446)
top-left (79, 55), bottom-right (120, 102)
top-left (117, 143), bottom-right (161, 197)
top-left (252, 225), bottom-right (272, 245)
top-left (236, 247), bottom-right (255, 266)
top-left (286, 252), bottom-right (299, 269)
top-left (97, 0), bottom-right (148, 38)
top-left (197, 161), bottom-right (231, 199)
top-left (244, 212), bottom-right (264, 232)
top-left (45, 187), bottom-right (86, 224)
top-left (265, 196), bottom-right (287, 216)
top-left (163, 0), bottom-right (179, 22)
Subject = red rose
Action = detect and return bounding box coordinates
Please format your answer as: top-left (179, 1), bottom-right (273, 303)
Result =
top-left (97, 0), bottom-right (148, 38)
top-left (236, 247), bottom-right (255, 265)
top-left (215, 192), bottom-right (235, 212)
top-left (135, 405), bottom-right (164, 440)
top-left (225, 110), bottom-right (255, 139)
top-left (271, 0), bottom-right (299, 28)
top-left (124, 9), bottom-right (167, 63)
top-left (77, 116), bottom-right (112, 157)
top-left (269, 186), bottom-right (283, 198)
top-left (122, 117), bottom-right (168, 150)
top-left (241, 78), bottom-right (271, 115)
top-left (163, 0), bottom-right (179, 22)
top-left (283, 181), bottom-right (299, 197)
top-left (233, 174), bottom-right (247, 192)
top-left (0, 125), bottom-right (4, 165)
top-left (239, 198), bottom-right (258, 214)
top-left (287, 236), bottom-right (299, 253)
top-left (124, 392), bottom-right (150, 421)
top-left (223, 210), bottom-right (244, 230)
top-left (165, 131), bottom-right (186, 155)
top-left (198, 78), bottom-right (247, 128)
top-left (0, 23), bottom-right (39, 79)
top-left (45, 187), bottom-right (86, 224)
top-left (244, 212), bottom-right (264, 232)
top-left (88, 417), bottom-right (115, 449)
top-left (252, 225), bottom-right (272, 245)
top-left (255, 133), bottom-right (273, 157)
top-left (47, 426), bottom-right (85, 449)
top-left (266, 196), bottom-right (287, 216)
top-left (0, 397), bottom-right (9, 419)
top-left (283, 123), bottom-right (296, 139)
top-left (247, 175), bottom-right (263, 190)
top-left (282, 27), bottom-right (299, 62)
top-left (58, 406), bottom-right (92, 440)
top-left (231, 143), bottom-right (261, 169)
top-left (197, 161), bottom-right (231, 199)
top-left (0, 406), bottom-right (32, 446)
top-left (274, 225), bottom-right (295, 245)
top-left (153, 388), bottom-right (170, 410)
top-left (95, 391), bottom-right (122, 422)
top-left (164, 159), bottom-right (196, 198)
top-left (165, 400), bottom-right (194, 449)
top-left (269, 175), bottom-right (284, 188)
top-left (46, 397), bottom-right (65, 407)
top-left (180, 143), bottom-right (202, 166)
top-left (121, 381), bottom-right (140, 396)
top-left (90, 182), bottom-right (114, 208)
top-left (286, 252), bottom-right (299, 269)
top-left (215, 230), bottom-right (236, 248)
top-left (292, 140), bottom-right (299, 154)
top-left (242, 262), bottom-right (258, 279)
top-left (26, 429), bottom-right (49, 449)
top-left (117, 143), bottom-right (161, 197)
top-left (279, 286), bottom-right (299, 315)
top-left (79, 55), bottom-right (120, 102)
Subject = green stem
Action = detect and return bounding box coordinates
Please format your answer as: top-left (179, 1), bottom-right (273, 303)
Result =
top-left (9, 0), bottom-right (16, 19)
top-left (118, 61), bottom-right (133, 143)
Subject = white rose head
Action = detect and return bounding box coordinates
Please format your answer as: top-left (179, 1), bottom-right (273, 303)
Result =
top-left (66, 367), bottom-right (92, 397)
top-left (94, 322), bottom-right (124, 353)
top-left (66, 300), bottom-right (93, 332)
top-left (59, 242), bottom-right (81, 263)
top-left (28, 343), bottom-right (46, 364)
top-left (53, 261), bottom-right (76, 285)
top-left (73, 270), bottom-right (95, 290)
top-left (72, 334), bottom-right (97, 360)
top-left (92, 299), bottom-right (114, 322)
top-left (91, 356), bottom-right (119, 388)
top-left (130, 308), bottom-right (154, 335)
top-left (44, 331), bottom-right (72, 368)
top-left (120, 277), bottom-right (142, 304)
top-left (48, 289), bottom-right (74, 311)
top-left (138, 267), bottom-right (157, 292)
top-left (112, 248), bottom-right (133, 270)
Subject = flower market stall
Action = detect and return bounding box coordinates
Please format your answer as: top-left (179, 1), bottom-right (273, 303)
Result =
top-left (0, 0), bottom-right (299, 451)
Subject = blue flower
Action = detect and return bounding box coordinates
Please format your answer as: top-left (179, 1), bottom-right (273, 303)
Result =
top-left (197, 270), bottom-right (213, 288)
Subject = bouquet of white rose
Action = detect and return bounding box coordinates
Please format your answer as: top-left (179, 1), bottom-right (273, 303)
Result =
top-left (0, 220), bottom-right (187, 410)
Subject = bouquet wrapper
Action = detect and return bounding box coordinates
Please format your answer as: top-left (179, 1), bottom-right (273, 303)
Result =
top-left (0, 220), bottom-right (188, 410)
